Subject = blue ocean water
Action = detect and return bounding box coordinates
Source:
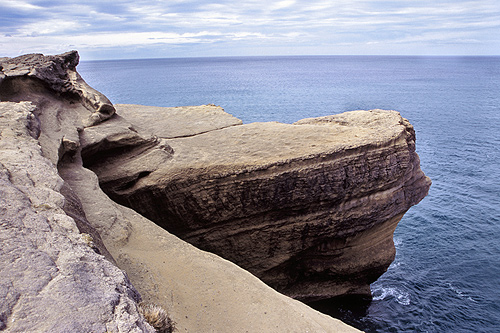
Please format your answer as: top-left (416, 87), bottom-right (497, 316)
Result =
top-left (79, 56), bottom-right (500, 332)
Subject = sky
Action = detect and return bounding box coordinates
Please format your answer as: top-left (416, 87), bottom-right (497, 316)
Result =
top-left (1, 0), bottom-right (500, 60)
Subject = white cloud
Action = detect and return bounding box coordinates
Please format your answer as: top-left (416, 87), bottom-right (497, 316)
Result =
top-left (88, 10), bottom-right (127, 23)
top-left (17, 19), bottom-right (84, 36)
top-left (270, 0), bottom-right (297, 11)
top-left (0, 30), bottom-right (281, 55)
top-left (392, 30), bottom-right (483, 45)
top-left (1, 0), bottom-right (42, 11)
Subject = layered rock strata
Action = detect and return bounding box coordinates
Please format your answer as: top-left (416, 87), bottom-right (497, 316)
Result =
top-left (1, 51), bottom-right (361, 331)
top-left (88, 104), bottom-right (431, 302)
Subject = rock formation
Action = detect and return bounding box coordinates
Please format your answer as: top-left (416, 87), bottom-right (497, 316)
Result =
top-left (0, 101), bottom-right (154, 332)
top-left (1, 51), bottom-right (363, 332)
top-left (87, 103), bottom-right (431, 302)
top-left (0, 51), bottom-right (114, 127)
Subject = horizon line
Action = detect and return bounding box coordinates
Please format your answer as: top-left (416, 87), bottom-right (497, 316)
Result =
top-left (78, 53), bottom-right (500, 62)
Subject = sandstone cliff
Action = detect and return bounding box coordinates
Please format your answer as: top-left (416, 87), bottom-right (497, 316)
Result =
top-left (0, 51), bottom-right (364, 332)
top-left (88, 105), bottom-right (431, 302)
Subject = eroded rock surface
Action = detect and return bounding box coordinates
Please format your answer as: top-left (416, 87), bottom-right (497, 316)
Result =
top-left (0, 51), bottom-right (114, 128)
top-left (89, 106), bottom-right (431, 302)
top-left (1, 50), bottom-right (360, 332)
top-left (0, 102), bottom-right (154, 332)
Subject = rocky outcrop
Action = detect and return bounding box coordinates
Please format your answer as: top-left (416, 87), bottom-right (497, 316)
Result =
top-left (0, 51), bottom-right (114, 127)
top-left (1, 51), bottom-right (361, 332)
top-left (0, 102), bottom-right (154, 332)
top-left (88, 104), bottom-right (431, 302)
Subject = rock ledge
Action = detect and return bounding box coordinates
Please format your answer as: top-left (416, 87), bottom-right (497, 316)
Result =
top-left (91, 105), bottom-right (431, 301)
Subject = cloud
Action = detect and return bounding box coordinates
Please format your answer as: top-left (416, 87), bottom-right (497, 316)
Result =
top-left (1, 0), bottom-right (42, 11)
top-left (17, 19), bottom-right (84, 36)
top-left (1, 0), bottom-right (499, 58)
top-left (269, 0), bottom-right (297, 11)
top-left (0, 29), bottom-right (281, 56)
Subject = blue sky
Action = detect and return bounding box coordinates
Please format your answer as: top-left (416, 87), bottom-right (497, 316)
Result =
top-left (1, 0), bottom-right (499, 60)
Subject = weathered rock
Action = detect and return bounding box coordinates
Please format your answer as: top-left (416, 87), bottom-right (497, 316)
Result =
top-left (116, 103), bottom-right (243, 138)
top-left (0, 102), bottom-right (155, 332)
top-left (89, 105), bottom-right (431, 302)
top-left (1, 50), bottom-right (360, 332)
top-left (0, 51), bottom-right (114, 128)
top-left (58, 159), bottom-right (361, 333)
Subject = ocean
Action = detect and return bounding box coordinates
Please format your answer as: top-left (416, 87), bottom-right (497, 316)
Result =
top-left (79, 56), bottom-right (500, 332)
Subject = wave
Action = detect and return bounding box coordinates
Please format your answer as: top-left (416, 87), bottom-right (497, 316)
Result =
top-left (372, 286), bottom-right (411, 306)
top-left (446, 283), bottom-right (476, 303)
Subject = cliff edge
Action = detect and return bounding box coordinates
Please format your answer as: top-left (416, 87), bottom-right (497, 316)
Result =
top-left (88, 105), bottom-right (431, 302)
top-left (0, 52), bottom-right (368, 331)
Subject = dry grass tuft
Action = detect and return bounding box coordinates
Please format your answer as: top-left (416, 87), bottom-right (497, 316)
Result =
top-left (138, 301), bottom-right (175, 333)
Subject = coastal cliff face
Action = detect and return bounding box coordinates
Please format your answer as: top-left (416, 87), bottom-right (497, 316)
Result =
top-left (0, 51), bottom-right (364, 332)
top-left (88, 104), bottom-right (431, 301)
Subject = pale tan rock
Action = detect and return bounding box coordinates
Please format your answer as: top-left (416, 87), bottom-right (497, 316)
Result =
top-left (116, 103), bottom-right (242, 138)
